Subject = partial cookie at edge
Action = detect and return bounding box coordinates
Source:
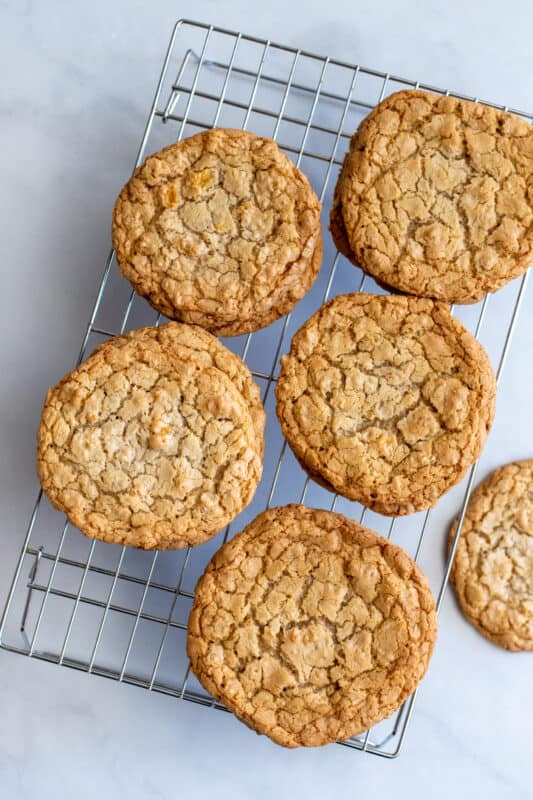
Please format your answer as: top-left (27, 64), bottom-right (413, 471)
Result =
top-left (449, 459), bottom-right (533, 651)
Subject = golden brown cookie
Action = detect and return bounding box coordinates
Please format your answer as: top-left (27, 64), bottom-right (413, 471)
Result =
top-left (187, 504), bottom-right (437, 747)
top-left (449, 460), bottom-right (533, 651)
top-left (332, 90), bottom-right (533, 304)
top-left (112, 129), bottom-right (323, 336)
top-left (276, 293), bottom-right (496, 515)
top-left (37, 323), bottom-right (265, 550)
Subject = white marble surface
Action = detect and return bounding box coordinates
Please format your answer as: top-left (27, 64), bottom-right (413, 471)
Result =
top-left (1, 1), bottom-right (533, 797)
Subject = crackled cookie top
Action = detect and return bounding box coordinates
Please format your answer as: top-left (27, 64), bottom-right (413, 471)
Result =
top-left (112, 128), bottom-right (322, 336)
top-left (276, 293), bottom-right (496, 515)
top-left (338, 90), bottom-right (533, 303)
top-left (450, 460), bottom-right (533, 651)
top-left (187, 504), bottom-right (437, 747)
top-left (37, 323), bottom-right (264, 550)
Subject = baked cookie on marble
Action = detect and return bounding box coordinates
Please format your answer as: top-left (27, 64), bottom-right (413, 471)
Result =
top-left (37, 323), bottom-right (265, 550)
top-left (276, 293), bottom-right (496, 515)
top-left (331, 90), bottom-right (533, 303)
top-left (187, 504), bottom-right (437, 747)
top-left (450, 460), bottom-right (533, 651)
top-left (112, 129), bottom-right (322, 336)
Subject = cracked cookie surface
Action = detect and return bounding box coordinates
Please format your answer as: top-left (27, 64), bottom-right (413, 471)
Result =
top-left (112, 129), bottom-right (322, 336)
top-left (37, 323), bottom-right (265, 549)
top-left (276, 293), bottom-right (496, 515)
top-left (187, 504), bottom-right (437, 747)
top-left (450, 460), bottom-right (533, 651)
top-left (334, 90), bottom-right (533, 304)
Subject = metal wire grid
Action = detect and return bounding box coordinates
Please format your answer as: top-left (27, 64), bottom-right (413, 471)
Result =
top-left (1, 19), bottom-right (531, 759)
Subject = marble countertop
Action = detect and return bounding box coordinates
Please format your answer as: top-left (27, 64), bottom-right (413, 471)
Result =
top-left (1, 1), bottom-right (532, 797)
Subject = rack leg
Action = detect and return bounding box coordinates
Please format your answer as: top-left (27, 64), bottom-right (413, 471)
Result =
top-left (20, 546), bottom-right (43, 646)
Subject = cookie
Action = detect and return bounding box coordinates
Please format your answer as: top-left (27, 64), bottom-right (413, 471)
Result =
top-left (276, 293), bottom-right (496, 515)
top-left (449, 460), bottom-right (533, 651)
top-left (332, 90), bottom-right (533, 304)
top-left (37, 323), bottom-right (265, 550)
top-left (112, 128), bottom-right (323, 336)
top-left (187, 504), bottom-right (437, 747)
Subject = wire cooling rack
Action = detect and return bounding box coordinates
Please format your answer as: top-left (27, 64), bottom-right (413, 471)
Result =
top-left (1, 19), bottom-right (531, 759)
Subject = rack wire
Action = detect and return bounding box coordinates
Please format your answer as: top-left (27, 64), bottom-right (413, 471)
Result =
top-left (1, 19), bottom-right (531, 759)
